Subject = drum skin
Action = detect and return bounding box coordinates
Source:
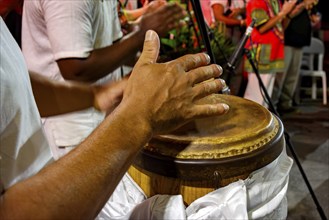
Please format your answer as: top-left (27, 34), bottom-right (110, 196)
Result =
top-left (128, 94), bottom-right (284, 205)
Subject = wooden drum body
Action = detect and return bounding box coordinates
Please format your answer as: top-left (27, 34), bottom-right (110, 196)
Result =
top-left (128, 94), bottom-right (284, 205)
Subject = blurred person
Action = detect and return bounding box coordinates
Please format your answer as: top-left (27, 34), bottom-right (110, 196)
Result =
top-left (118, 0), bottom-right (167, 35)
top-left (211, 0), bottom-right (247, 44)
top-left (0, 15), bottom-right (228, 218)
top-left (22, 0), bottom-right (185, 160)
top-left (119, 0), bottom-right (166, 22)
top-left (243, 0), bottom-right (296, 107)
top-left (208, 0), bottom-right (248, 97)
top-left (274, 0), bottom-right (320, 114)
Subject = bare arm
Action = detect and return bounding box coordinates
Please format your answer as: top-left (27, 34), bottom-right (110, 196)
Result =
top-left (30, 71), bottom-right (94, 116)
top-left (30, 71), bottom-right (128, 117)
top-left (258, 0), bottom-right (297, 34)
top-left (0, 102), bottom-right (152, 220)
top-left (124, 8), bottom-right (147, 21)
top-left (57, 3), bottom-right (185, 83)
top-left (0, 30), bottom-right (228, 220)
top-left (212, 4), bottom-right (242, 27)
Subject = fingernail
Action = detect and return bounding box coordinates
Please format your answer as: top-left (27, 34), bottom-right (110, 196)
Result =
top-left (145, 30), bottom-right (156, 41)
top-left (204, 53), bottom-right (211, 64)
top-left (216, 65), bottom-right (223, 75)
top-left (222, 103), bottom-right (229, 112)
top-left (219, 78), bottom-right (226, 87)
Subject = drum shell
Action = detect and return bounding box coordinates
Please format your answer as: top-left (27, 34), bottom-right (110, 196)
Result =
top-left (128, 95), bottom-right (284, 205)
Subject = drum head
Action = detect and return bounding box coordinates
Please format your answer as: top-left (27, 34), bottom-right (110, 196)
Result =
top-left (133, 94), bottom-right (284, 181)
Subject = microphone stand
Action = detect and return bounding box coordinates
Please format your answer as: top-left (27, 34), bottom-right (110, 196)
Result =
top-left (190, 0), bottom-right (231, 94)
top-left (226, 19), bottom-right (256, 96)
top-left (244, 48), bottom-right (327, 220)
top-left (189, 0), bottom-right (216, 64)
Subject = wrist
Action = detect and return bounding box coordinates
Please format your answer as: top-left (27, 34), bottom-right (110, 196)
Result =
top-left (278, 12), bottom-right (286, 22)
top-left (113, 102), bottom-right (153, 144)
top-left (133, 25), bottom-right (147, 43)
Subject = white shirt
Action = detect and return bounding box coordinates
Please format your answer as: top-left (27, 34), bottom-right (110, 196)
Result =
top-left (0, 18), bottom-right (53, 189)
top-left (22, 0), bottom-right (124, 153)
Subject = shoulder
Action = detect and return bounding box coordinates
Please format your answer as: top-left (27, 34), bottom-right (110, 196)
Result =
top-left (38, 0), bottom-right (93, 15)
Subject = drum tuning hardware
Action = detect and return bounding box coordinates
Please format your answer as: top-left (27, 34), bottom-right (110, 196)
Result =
top-left (213, 171), bottom-right (222, 189)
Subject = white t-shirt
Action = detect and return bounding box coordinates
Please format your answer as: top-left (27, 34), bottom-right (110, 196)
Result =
top-left (22, 0), bottom-right (124, 155)
top-left (0, 18), bottom-right (53, 189)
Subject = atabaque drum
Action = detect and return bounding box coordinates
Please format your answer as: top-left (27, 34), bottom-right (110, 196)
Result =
top-left (128, 94), bottom-right (284, 205)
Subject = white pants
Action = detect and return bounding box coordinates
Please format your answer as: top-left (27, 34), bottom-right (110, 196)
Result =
top-left (244, 73), bottom-right (275, 108)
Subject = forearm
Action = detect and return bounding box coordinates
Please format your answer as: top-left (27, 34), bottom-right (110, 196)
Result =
top-left (258, 12), bottom-right (286, 34)
top-left (0, 104), bottom-right (152, 220)
top-left (57, 30), bottom-right (145, 83)
top-left (213, 5), bottom-right (241, 27)
top-left (215, 15), bottom-right (241, 26)
top-left (30, 72), bottom-right (95, 117)
top-left (124, 8), bottom-right (146, 21)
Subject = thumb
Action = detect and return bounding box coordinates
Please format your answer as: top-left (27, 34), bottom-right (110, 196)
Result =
top-left (135, 30), bottom-right (160, 68)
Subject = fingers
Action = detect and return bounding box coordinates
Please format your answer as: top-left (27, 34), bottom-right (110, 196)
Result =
top-left (172, 53), bottom-right (211, 72)
top-left (156, 3), bottom-right (186, 30)
top-left (135, 30), bottom-right (160, 68)
top-left (192, 79), bottom-right (226, 100)
top-left (188, 64), bottom-right (223, 85)
top-left (148, 0), bottom-right (166, 10)
top-left (160, 2), bottom-right (185, 18)
top-left (190, 103), bottom-right (230, 118)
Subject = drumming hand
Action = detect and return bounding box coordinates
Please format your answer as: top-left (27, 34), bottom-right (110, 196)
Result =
top-left (122, 30), bottom-right (229, 135)
top-left (138, 2), bottom-right (186, 37)
top-left (93, 76), bottom-right (128, 115)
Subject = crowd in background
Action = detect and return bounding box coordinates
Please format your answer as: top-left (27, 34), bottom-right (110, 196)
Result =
top-left (3, 0), bottom-right (324, 114)
top-left (116, 0), bottom-right (323, 114)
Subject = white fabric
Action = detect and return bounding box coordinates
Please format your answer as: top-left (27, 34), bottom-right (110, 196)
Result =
top-left (244, 73), bottom-right (275, 108)
top-left (96, 174), bottom-right (187, 220)
top-left (22, 0), bottom-right (123, 154)
top-left (130, 194), bottom-right (187, 220)
top-left (96, 146), bottom-right (293, 220)
top-left (0, 18), bottom-right (53, 189)
top-left (96, 174), bottom-right (146, 220)
top-left (187, 180), bottom-right (248, 219)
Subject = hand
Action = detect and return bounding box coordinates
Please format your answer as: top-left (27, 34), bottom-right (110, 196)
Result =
top-left (139, 2), bottom-right (186, 37)
top-left (93, 77), bottom-right (128, 115)
top-left (304, 0), bottom-right (318, 10)
top-left (228, 8), bottom-right (243, 18)
top-left (281, 0), bottom-right (298, 16)
top-left (145, 0), bottom-right (166, 10)
top-left (288, 1), bottom-right (305, 18)
top-left (122, 30), bottom-right (229, 134)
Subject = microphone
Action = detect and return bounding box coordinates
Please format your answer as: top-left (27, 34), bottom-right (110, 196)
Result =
top-left (227, 19), bottom-right (256, 70)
